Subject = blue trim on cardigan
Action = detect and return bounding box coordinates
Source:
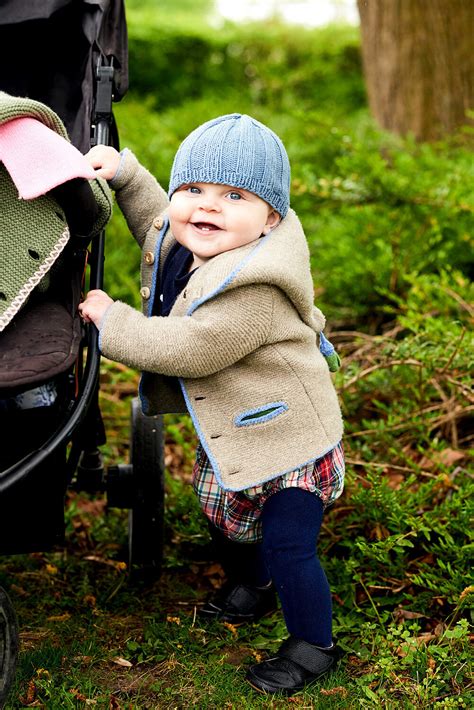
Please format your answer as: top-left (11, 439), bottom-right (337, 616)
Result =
top-left (178, 376), bottom-right (226, 484)
top-left (319, 331), bottom-right (335, 356)
top-left (109, 147), bottom-right (131, 187)
top-left (139, 217), bottom-right (169, 413)
top-left (234, 401), bottom-right (288, 427)
top-left (186, 231), bottom-right (272, 316)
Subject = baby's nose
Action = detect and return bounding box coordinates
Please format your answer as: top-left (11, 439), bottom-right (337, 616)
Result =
top-left (199, 194), bottom-right (221, 211)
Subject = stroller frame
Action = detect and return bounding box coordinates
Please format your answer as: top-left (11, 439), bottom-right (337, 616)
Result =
top-left (0, 2), bottom-right (166, 704)
top-left (0, 64), bottom-right (112, 499)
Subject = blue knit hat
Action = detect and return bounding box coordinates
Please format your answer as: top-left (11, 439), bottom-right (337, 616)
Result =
top-left (168, 113), bottom-right (290, 217)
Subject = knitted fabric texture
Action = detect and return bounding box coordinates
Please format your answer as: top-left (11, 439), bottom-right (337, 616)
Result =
top-left (168, 113), bottom-right (291, 217)
top-left (0, 92), bottom-right (113, 331)
top-left (0, 164), bottom-right (69, 331)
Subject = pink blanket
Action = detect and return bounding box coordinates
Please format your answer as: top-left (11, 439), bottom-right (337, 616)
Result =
top-left (0, 116), bottom-right (96, 199)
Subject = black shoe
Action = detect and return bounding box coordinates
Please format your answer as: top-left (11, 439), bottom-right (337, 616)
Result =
top-left (246, 636), bottom-right (341, 695)
top-left (198, 583), bottom-right (277, 625)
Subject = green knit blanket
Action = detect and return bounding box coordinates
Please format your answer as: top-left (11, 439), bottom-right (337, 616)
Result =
top-left (0, 92), bottom-right (112, 332)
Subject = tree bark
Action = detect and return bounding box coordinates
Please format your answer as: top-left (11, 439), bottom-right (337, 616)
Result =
top-left (357, 0), bottom-right (474, 140)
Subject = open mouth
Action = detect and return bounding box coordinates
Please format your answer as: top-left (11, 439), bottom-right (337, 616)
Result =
top-left (192, 221), bottom-right (221, 232)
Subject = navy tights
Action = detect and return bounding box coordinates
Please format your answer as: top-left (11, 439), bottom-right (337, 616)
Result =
top-left (208, 487), bottom-right (332, 647)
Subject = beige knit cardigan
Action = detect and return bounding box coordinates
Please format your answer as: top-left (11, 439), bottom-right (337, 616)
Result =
top-left (99, 150), bottom-right (343, 491)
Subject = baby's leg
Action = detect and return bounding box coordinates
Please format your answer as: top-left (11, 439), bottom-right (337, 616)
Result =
top-left (207, 523), bottom-right (270, 587)
top-left (261, 487), bottom-right (332, 647)
top-left (198, 524), bottom-right (276, 623)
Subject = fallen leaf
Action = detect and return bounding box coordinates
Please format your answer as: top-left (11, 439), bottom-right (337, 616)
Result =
top-left (418, 456), bottom-right (435, 470)
top-left (386, 472), bottom-right (405, 490)
top-left (223, 621), bottom-right (238, 636)
top-left (84, 556), bottom-right (127, 572)
top-left (112, 656), bottom-right (133, 668)
top-left (47, 613), bottom-right (71, 622)
top-left (459, 585), bottom-right (473, 601)
top-left (438, 448), bottom-right (465, 466)
top-left (418, 553), bottom-right (435, 565)
top-left (320, 686), bottom-right (348, 697)
top-left (19, 679), bottom-right (37, 706)
top-left (69, 689), bottom-right (88, 702)
top-left (83, 594), bottom-right (96, 607)
top-left (203, 563), bottom-right (225, 577)
top-left (397, 633), bottom-right (437, 655)
top-left (393, 607), bottom-right (426, 622)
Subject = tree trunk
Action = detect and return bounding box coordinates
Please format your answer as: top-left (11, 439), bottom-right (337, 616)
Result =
top-left (356, 0), bottom-right (474, 140)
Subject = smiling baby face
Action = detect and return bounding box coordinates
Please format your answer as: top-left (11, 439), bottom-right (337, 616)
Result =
top-left (168, 182), bottom-right (280, 269)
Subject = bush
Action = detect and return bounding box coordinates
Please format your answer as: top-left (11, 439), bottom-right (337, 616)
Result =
top-left (326, 270), bottom-right (473, 623)
top-left (125, 20), bottom-right (364, 117)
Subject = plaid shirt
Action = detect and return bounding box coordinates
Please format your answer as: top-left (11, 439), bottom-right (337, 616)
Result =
top-left (192, 442), bottom-right (345, 542)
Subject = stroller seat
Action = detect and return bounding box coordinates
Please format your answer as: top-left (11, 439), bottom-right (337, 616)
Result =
top-left (0, 296), bottom-right (81, 392)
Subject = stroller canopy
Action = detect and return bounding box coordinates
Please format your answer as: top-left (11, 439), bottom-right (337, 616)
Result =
top-left (0, 0), bottom-right (128, 152)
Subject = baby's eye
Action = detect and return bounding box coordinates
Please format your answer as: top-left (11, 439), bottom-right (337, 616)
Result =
top-left (228, 191), bottom-right (242, 201)
top-left (187, 185), bottom-right (201, 194)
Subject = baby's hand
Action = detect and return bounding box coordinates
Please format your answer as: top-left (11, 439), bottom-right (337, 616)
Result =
top-left (79, 289), bottom-right (114, 327)
top-left (84, 145), bottom-right (121, 181)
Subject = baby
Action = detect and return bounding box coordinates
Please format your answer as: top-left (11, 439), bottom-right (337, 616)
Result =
top-left (80, 114), bottom-right (345, 695)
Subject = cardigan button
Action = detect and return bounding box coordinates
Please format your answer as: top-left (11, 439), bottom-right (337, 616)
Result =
top-left (140, 286), bottom-right (151, 300)
top-left (153, 217), bottom-right (164, 230)
top-left (144, 251), bottom-right (155, 265)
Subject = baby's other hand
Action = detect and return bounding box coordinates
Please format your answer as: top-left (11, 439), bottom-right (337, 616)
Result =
top-left (84, 145), bottom-right (121, 181)
top-left (79, 289), bottom-right (114, 327)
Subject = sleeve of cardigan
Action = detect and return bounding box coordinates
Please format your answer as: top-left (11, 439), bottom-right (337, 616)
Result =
top-left (99, 284), bottom-right (274, 378)
top-left (111, 149), bottom-right (170, 248)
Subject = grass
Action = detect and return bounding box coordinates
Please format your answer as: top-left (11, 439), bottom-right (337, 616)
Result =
top-left (4, 517), bottom-right (471, 708)
top-left (1, 353), bottom-right (472, 708)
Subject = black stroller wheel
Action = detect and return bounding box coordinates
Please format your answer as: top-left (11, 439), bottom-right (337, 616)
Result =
top-left (128, 399), bottom-right (165, 581)
top-left (0, 587), bottom-right (19, 709)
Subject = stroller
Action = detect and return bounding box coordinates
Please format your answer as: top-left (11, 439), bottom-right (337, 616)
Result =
top-left (0, 1), bottom-right (165, 705)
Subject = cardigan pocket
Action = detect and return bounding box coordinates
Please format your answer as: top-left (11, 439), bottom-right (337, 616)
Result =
top-left (234, 401), bottom-right (289, 427)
